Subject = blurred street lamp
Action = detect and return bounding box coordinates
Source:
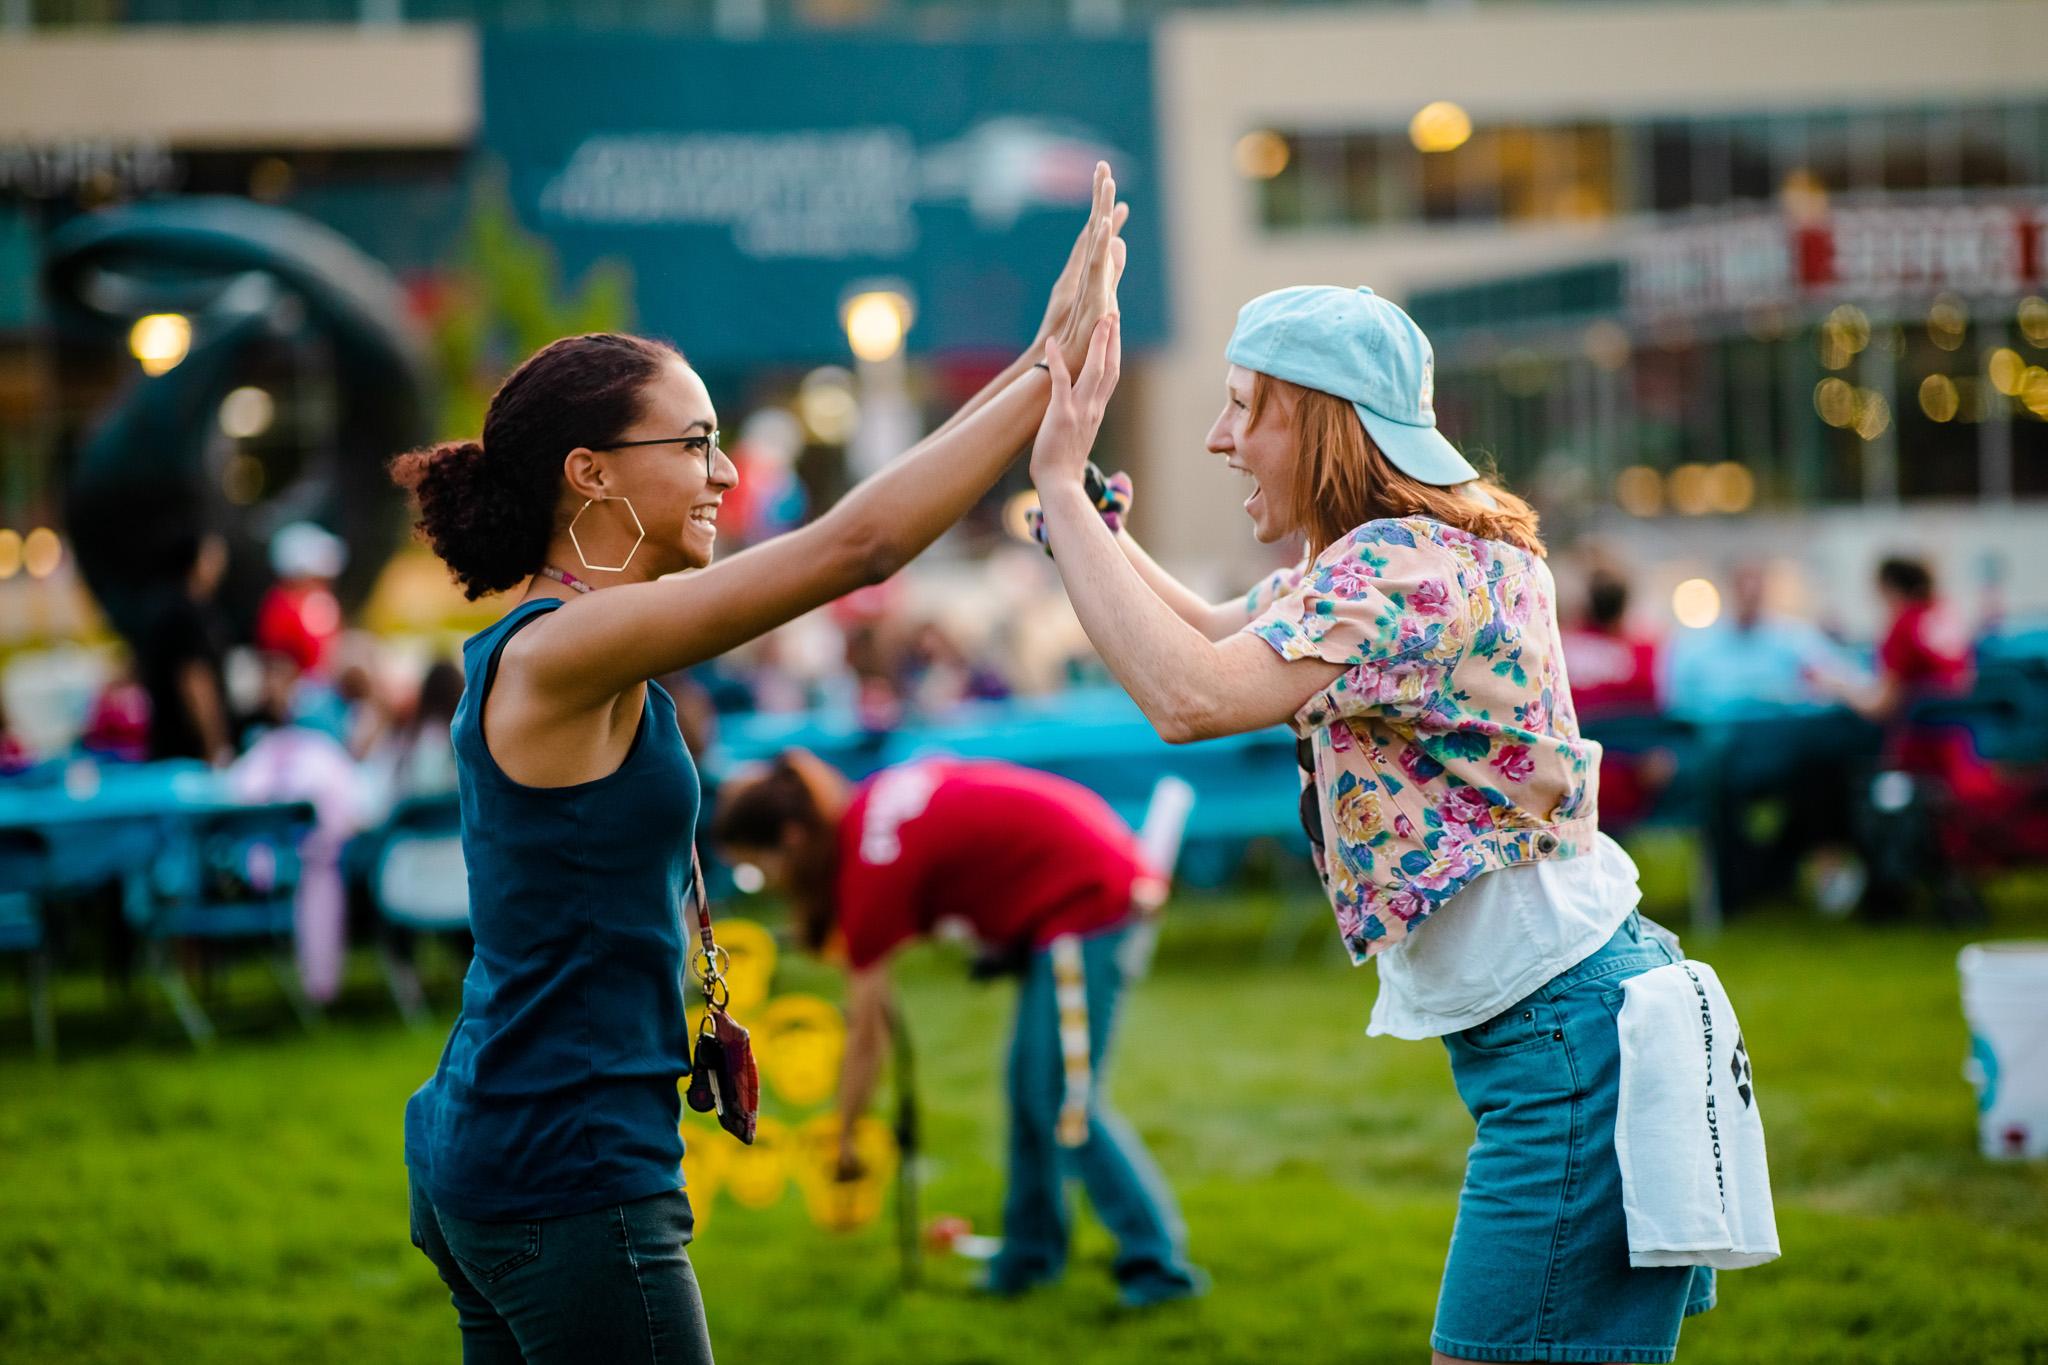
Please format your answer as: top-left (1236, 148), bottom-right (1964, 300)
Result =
top-left (0, 529), bottom-right (20, 580)
top-left (1673, 578), bottom-right (1721, 630)
top-left (2019, 297), bottom-right (2048, 347)
top-left (1614, 465), bottom-right (1663, 517)
top-left (1409, 101), bottom-right (1473, 154)
top-left (129, 312), bottom-right (191, 376)
top-left (1778, 168), bottom-right (1829, 226)
top-left (1667, 463), bottom-right (1713, 516)
top-left (1581, 321), bottom-right (1631, 372)
top-left (219, 385), bottom-right (275, 440)
top-left (1234, 131), bottom-right (1291, 180)
top-left (1814, 377), bottom-right (1857, 428)
top-left (1988, 348), bottom-right (2026, 397)
top-left (1919, 375), bottom-right (1961, 423)
top-left (798, 367), bottom-right (860, 444)
top-left (2021, 367), bottom-right (2048, 421)
top-left (1003, 489), bottom-right (1042, 544)
top-left (843, 290), bottom-right (913, 365)
top-left (1707, 461), bottom-right (1756, 515)
top-left (841, 286), bottom-right (919, 479)
top-left (1854, 390), bottom-right (1892, 442)
top-left (1822, 304), bottom-right (1870, 358)
top-left (22, 528), bottom-right (63, 580)
top-left (1927, 295), bottom-right (1968, 352)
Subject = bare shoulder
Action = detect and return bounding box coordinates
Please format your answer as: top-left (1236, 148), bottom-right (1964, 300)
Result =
top-left (481, 607), bottom-right (644, 785)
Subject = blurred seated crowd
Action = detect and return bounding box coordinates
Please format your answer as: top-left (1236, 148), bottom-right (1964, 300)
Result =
top-left (1559, 548), bottom-right (2048, 923)
top-left (2, 518), bottom-right (2044, 967)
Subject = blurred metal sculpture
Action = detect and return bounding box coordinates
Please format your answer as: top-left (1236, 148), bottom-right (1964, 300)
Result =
top-left (40, 197), bottom-right (431, 643)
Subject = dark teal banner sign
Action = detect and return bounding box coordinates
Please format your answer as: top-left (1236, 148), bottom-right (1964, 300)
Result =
top-left (482, 32), bottom-right (1165, 367)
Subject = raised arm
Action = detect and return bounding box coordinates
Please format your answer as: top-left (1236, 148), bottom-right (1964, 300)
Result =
top-left (518, 169), bottom-right (1127, 709)
top-left (1029, 321), bottom-right (1345, 741)
top-left (928, 200), bottom-right (1130, 445)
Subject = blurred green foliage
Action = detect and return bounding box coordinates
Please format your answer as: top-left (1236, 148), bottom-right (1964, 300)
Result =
top-left (430, 165), bottom-right (634, 441)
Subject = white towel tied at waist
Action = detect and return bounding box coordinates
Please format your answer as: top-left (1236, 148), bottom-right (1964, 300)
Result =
top-left (1614, 959), bottom-right (1781, 1270)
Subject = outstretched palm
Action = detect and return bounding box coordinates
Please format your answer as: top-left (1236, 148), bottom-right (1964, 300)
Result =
top-left (1045, 164), bottom-right (1128, 372)
top-left (1031, 313), bottom-right (1123, 493)
top-left (1037, 188), bottom-right (1131, 352)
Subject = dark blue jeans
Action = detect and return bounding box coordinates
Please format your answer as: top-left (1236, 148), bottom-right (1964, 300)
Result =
top-left (409, 1179), bottom-right (714, 1364)
top-left (988, 925), bottom-right (1205, 1306)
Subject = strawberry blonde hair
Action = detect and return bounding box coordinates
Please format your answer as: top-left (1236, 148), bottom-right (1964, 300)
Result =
top-left (1250, 374), bottom-right (1544, 561)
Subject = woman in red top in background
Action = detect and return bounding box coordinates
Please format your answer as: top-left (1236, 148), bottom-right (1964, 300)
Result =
top-left (1843, 557), bottom-right (2048, 857)
top-left (1826, 556), bottom-right (2048, 911)
top-left (1825, 556), bottom-right (1976, 788)
top-left (711, 750), bottom-right (1206, 1308)
top-left (1559, 567), bottom-right (1666, 829)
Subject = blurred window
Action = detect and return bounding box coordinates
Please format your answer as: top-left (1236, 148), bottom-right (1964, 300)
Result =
top-left (1727, 116), bottom-right (1777, 204)
top-left (1897, 331), bottom-right (1981, 501)
top-left (1881, 108), bottom-right (1934, 192)
top-left (1254, 99), bottom-right (2048, 232)
top-left (2017, 409), bottom-right (2048, 500)
top-left (1258, 133), bottom-right (1307, 230)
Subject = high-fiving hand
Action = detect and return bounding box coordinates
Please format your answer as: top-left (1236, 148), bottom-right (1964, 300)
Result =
top-left (1030, 312), bottom-right (1123, 496)
top-left (1046, 163), bottom-right (1128, 372)
top-left (1037, 166), bottom-right (1130, 362)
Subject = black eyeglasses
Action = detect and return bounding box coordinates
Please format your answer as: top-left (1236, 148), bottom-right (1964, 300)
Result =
top-left (1296, 734), bottom-right (1325, 855)
top-left (593, 430), bottom-right (722, 479)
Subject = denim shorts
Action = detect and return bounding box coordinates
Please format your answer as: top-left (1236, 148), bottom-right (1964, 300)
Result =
top-left (1433, 912), bottom-right (1716, 1364)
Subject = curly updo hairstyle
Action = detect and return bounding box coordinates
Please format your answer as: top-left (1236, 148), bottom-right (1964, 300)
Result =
top-left (391, 333), bottom-right (682, 599)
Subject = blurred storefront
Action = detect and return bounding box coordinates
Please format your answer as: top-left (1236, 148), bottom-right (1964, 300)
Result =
top-left (1407, 197), bottom-right (2048, 635)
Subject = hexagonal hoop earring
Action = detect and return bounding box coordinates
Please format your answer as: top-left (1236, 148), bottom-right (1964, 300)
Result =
top-left (568, 496), bottom-right (645, 574)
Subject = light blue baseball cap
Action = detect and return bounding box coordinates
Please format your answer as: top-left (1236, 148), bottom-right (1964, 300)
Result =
top-left (1224, 285), bottom-right (1479, 487)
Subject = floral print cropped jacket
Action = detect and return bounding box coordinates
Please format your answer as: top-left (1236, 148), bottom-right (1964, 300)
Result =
top-left (1243, 517), bottom-right (1600, 964)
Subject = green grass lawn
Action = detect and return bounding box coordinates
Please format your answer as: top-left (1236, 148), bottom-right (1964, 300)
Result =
top-left (4, 872), bottom-right (2048, 1364)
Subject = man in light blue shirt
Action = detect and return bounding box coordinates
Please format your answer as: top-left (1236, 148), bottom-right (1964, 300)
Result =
top-left (1659, 562), bottom-right (1876, 914)
top-left (1661, 563), bottom-right (1868, 720)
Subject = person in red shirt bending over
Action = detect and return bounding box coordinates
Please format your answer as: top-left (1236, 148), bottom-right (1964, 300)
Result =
top-left (711, 750), bottom-right (1206, 1308)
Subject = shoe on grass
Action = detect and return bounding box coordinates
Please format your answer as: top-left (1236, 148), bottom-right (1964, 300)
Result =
top-left (1115, 1263), bottom-right (1211, 1309)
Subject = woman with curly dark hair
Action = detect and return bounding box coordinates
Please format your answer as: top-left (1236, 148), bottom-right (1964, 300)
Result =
top-left (393, 167), bottom-right (1125, 1364)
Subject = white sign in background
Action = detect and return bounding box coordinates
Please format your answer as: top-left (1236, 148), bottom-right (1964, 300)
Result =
top-left (538, 117), bottom-right (1119, 261)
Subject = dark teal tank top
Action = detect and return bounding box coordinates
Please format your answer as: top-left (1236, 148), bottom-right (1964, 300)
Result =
top-left (404, 598), bottom-right (698, 1221)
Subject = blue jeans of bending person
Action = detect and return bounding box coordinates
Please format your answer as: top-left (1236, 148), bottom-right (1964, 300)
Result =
top-left (409, 1178), bottom-right (715, 1364)
top-left (987, 923), bottom-right (1206, 1306)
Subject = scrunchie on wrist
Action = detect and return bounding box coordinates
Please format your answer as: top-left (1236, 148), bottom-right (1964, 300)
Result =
top-left (1025, 463), bottom-right (1133, 555)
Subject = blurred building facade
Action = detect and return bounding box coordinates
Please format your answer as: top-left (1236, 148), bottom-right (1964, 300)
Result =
top-left (1144, 0), bottom-right (2048, 635)
top-left (5, 0), bottom-right (2047, 639)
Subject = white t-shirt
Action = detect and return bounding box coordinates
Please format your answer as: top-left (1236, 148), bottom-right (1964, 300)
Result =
top-left (1367, 831), bottom-right (1642, 1040)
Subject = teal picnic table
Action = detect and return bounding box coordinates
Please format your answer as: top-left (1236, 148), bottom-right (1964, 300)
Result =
top-left (0, 760), bottom-right (320, 1047)
top-left (0, 760), bottom-right (241, 891)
